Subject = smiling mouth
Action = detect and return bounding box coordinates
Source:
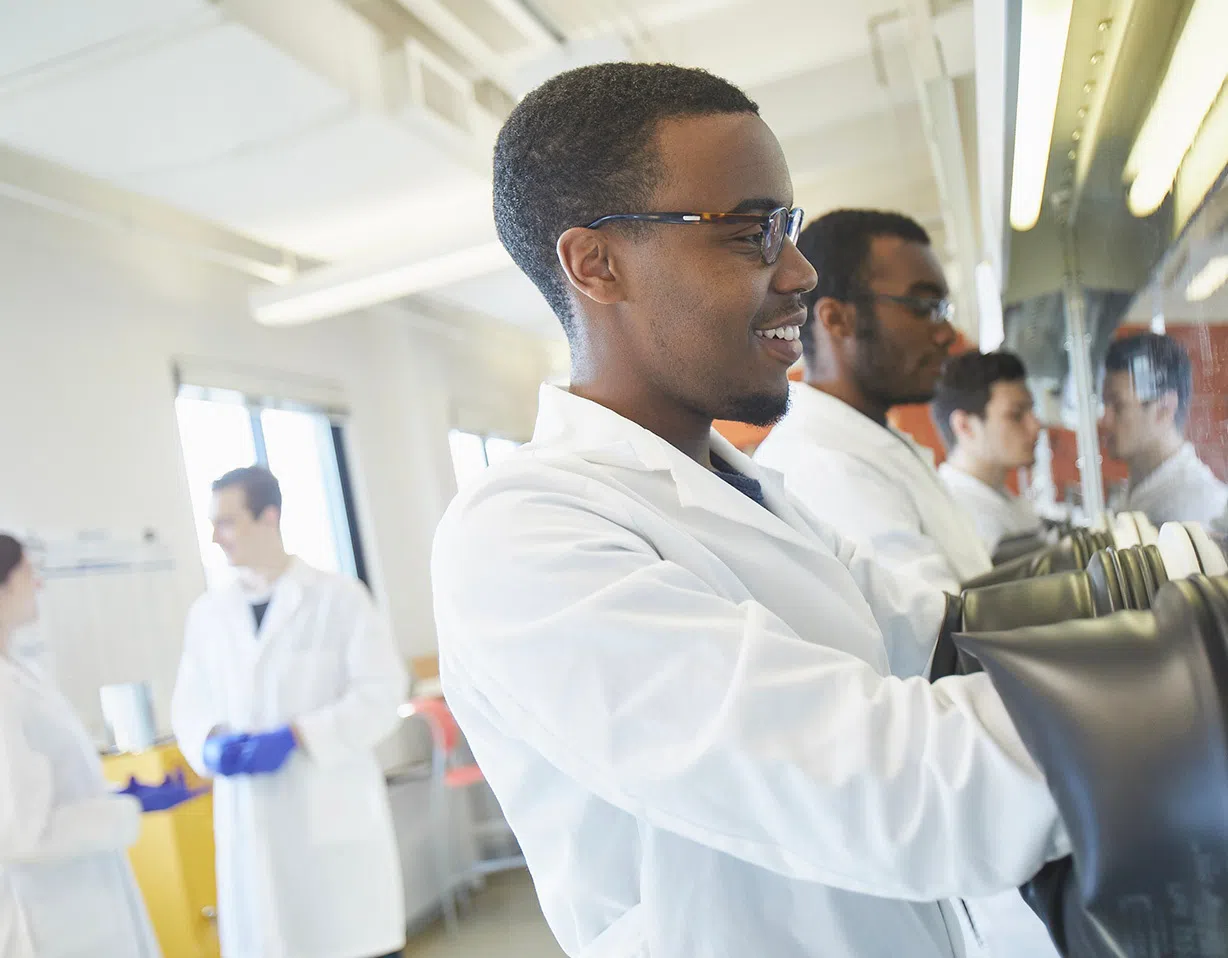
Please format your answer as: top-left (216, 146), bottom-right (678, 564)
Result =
top-left (754, 324), bottom-right (804, 364)
top-left (755, 324), bottom-right (803, 342)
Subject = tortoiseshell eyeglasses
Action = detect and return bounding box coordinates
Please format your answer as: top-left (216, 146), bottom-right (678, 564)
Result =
top-left (584, 207), bottom-right (805, 265)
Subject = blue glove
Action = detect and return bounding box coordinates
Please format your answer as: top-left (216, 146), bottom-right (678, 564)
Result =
top-left (232, 726), bottom-right (298, 775)
top-left (203, 732), bottom-right (251, 777)
top-left (119, 771), bottom-right (206, 812)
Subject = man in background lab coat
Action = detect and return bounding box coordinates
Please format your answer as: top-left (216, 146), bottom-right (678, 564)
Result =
top-left (172, 467), bottom-right (407, 958)
top-left (753, 212), bottom-right (1057, 958)
top-left (432, 63), bottom-right (1068, 958)
top-left (932, 351), bottom-right (1044, 556)
top-left (1102, 333), bottom-right (1228, 527)
top-left (753, 210), bottom-right (991, 594)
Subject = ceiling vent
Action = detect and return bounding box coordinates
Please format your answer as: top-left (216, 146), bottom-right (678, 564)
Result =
top-left (393, 0), bottom-right (558, 75)
top-left (387, 39), bottom-right (501, 167)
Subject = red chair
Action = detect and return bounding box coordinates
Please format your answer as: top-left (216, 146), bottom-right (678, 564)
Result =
top-left (401, 696), bottom-right (526, 934)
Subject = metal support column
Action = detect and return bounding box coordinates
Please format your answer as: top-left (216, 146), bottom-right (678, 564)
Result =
top-left (1061, 226), bottom-right (1106, 522)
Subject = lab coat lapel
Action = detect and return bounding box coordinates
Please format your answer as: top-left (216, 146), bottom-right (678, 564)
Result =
top-left (790, 384), bottom-right (924, 478)
top-left (530, 384), bottom-right (818, 552)
top-left (219, 585), bottom-right (259, 651)
top-left (786, 384), bottom-right (992, 578)
top-left (669, 434), bottom-right (819, 551)
top-left (254, 562), bottom-right (307, 662)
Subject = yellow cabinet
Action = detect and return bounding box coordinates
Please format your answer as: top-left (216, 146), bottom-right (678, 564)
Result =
top-left (102, 744), bottom-right (220, 958)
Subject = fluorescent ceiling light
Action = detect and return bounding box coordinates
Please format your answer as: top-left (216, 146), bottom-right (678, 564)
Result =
top-left (250, 242), bottom-right (512, 326)
top-left (1126, 0), bottom-right (1228, 217)
top-left (1186, 255), bottom-right (1228, 303)
top-left (1009, 0), bottom-right (1074, 231)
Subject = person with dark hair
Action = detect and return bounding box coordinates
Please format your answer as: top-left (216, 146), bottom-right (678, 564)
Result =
top-left (754, 210), bottom-right (992, 591)
top-left (1101, 332), bottom-right (1227, 526)
top-left (933, 351), bottom-right (1044, 554)
top-left (754, 217), bottom-right (1057, 957)
top-left (0, 533), bottom-right (178, 957)
top-left (171, 466), bottom-right (408, 958)
top-left (432, 64), bottom-right (1068, 958)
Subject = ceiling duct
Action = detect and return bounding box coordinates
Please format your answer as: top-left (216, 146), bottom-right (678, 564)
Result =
top-left (392, 0), bottom-right (559, 82)
top-left (406, 41), bottom-right (475, 134)
top-left (220, 0), bottom-right (504, 171)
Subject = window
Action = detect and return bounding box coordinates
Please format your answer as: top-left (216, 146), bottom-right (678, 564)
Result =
top-left (448, 430), bottom-right (523, 487)
top-left (175, 386), bottom-right (367, 589)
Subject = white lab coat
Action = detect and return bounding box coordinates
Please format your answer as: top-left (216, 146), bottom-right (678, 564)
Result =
top-left (756, 386), bottom-right (1059, 958)
top-left (1114, 443), bottom-right (1228, 528)
top-left (937, 464), bottom-right (1043, 556)
top-left (0, 656), bottom-right (160, 958)
top-left (754, 383), bottom-right (992, 594)
top-left (172, 559), bottom-right (407, 958)
top-left (432, 384), bottom-right (1068, 958)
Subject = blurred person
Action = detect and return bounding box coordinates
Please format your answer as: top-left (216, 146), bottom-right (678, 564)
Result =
top-left (0, 533), bottom-right (178, 958)
top-left (754, 210), bottom-right (991, 593)
top-left (1101, 332), bottom-right (1228, 526)
top-left (754, 214), bottom-right (1057, 958)
top-left (932, 350), bottom-right (1044, 555)
top-left (432, 63), bottom-right (1069, 958)
top-left (172, 467), bottom-right (408, 958)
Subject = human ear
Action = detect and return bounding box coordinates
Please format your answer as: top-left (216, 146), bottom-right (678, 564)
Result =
top-left (556, 228), bottom-right (624, 307)
top-left (815, 296), bottom-right (856, 341)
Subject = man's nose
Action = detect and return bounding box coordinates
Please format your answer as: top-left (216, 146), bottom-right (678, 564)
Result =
top-left (933, 322), bottom-right (957, 349)
top-left (774, 238), bottom-right (817, 295)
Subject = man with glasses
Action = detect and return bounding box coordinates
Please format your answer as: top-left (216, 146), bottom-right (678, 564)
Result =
top-left (755, 209), bottom-right (993, 594)
top-left (754, 211), bottom-right (1059, 958)
top-left (432, 63), bottom-right (1067, 958)
top-left (1101, 332), bottom-right (1227, 526)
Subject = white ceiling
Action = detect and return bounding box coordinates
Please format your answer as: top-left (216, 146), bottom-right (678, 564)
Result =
top-left (0, 0), bottom-right (981, 339)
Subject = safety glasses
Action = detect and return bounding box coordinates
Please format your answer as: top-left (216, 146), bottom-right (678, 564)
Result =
top-left (868, 292), bottom-right (955, 325)
top-left (584, 206), bottom-right (804, 265)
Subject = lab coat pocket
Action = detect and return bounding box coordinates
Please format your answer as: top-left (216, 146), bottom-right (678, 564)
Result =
top-left (306, 764), bottom-right (381, 845)
top-left (579, 903), bottom-right (649, 958)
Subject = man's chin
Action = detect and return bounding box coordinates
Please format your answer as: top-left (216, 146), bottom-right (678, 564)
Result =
top-left (719, 389), bottom-right (790, 428)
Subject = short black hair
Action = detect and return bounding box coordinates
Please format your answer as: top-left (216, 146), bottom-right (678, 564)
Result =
top-left (0, 534), bottom-right (23, 586)
top-left (213, 466), bottom-right (282, 520)
top-left (931, 350), bottom-right (1029, 449)
top-left (1104, 332), bottom-right (1192, 428)
top-left (492, 62), bottom-right (759, 336)
top-left (796, 209), bottom-right (931, 360)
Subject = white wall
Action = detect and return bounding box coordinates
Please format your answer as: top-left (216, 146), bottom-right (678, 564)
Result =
top-left (0, 193), bottom-right (551, 736)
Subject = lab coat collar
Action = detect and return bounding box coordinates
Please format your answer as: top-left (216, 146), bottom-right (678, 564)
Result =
top-left (256, 559), bottom-right (309, 643)
top-left (786, 382), bottom-right (933, 464)
top-left (530, 384), bottom-right (677, 472)
top-left (216, 557), bottom-right (311, 656)
top-left (937, 462), bottom-right (1010, 503)
top-left (529, 384), bottom-right (811, 547)
top-left (1129, 443), bottom-right (1202, 500)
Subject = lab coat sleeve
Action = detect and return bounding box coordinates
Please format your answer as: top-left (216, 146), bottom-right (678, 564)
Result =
top-left (171, 599), bottom-right (225, 777)
top-left (0, 681), bottom-right (141, 865)
top-left (433, 478), bottom-right (1069, 902)
top-left (294, 584), bottom-right (408, 766)
top-left (805, 512), bottom-right (949, 680)
top-left (779, 446), bottom-right (964, 594)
